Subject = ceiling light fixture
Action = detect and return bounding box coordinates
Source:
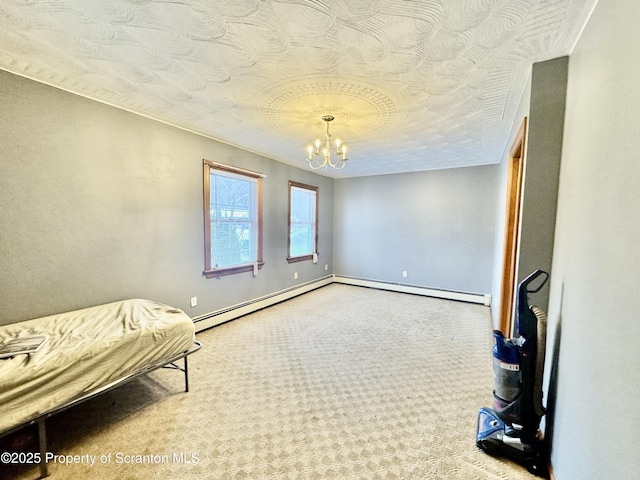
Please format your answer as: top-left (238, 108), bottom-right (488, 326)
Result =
top-left (306, 115), bottom-right (348, 170)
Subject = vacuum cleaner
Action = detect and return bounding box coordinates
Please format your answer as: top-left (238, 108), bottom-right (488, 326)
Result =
top-left (476, 269), bottom-right (550, 477)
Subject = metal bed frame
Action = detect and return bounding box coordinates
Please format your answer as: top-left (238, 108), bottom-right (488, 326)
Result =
top-left (0, 340), bottom-right (202, 478)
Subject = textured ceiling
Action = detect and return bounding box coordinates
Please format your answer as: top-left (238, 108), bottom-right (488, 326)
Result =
top-left (0, 0), bottom-right (597, 178)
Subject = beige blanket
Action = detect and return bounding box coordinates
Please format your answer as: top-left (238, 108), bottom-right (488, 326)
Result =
top-left (0, 299), bottom-right (196, 433)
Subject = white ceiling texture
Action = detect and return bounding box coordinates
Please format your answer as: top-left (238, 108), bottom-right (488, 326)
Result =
top-left (0, 0), bottom-right (597, 178)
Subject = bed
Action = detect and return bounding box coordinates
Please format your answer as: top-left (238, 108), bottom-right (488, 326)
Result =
top-left (0, 299), bottom-right (201, 477)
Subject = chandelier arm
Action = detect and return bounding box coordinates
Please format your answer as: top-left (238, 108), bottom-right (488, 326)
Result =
top-left (333, 161), bottom-right (347, 170)
top-left (328, 156), bottom-right (347, 169)
top-left (308, 154), bottom-right (329, 169)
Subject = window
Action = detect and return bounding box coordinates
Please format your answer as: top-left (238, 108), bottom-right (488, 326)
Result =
top-left (203, 160), bottom-right (264, 278)
top-left (287, 181), bottom-right (318, 263)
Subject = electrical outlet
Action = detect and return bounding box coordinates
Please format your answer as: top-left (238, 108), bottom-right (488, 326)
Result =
top-left (324, 264), bottom-right (328, 271)
top-left (402, 271), bottom-right (408, 278)
top-left (190, 296), bottom-right (197, 308)
top-left (294, 272), bottom-right (298, 279)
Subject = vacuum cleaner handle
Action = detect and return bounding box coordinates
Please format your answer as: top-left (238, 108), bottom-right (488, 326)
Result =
top-left (520, 269), bottom-right (549, 294)
top-left (516, 269), bottom-right (549, 345)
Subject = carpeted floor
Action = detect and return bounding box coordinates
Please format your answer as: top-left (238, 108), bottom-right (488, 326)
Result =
top-left (2, 284), bottom-right (541, 479)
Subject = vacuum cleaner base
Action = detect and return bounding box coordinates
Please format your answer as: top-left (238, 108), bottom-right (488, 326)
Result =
top-left (476, 407), bottom-right (549, 478)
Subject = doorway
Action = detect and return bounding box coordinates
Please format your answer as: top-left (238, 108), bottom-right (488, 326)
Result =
top-left (498, 118), bottom-right (527, 336)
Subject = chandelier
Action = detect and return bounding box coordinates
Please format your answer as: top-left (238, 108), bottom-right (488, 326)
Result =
top-left (306, 115), bottom-right (348, 170)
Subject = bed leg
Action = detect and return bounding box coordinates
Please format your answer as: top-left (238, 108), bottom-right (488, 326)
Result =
top-left (38, 418), bottom-right (48, 478)
top-left (184, 354), bottom-right (189, 393)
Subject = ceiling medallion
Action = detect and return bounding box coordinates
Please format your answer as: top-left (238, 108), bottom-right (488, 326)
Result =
top-left (260, 77), bottom-right (400, 140)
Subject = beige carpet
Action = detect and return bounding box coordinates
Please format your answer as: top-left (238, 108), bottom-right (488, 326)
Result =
top-left (2, 284), bottom-right (540, 479)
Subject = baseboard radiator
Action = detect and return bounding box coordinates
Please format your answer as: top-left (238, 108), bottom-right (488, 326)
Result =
top-left (193, 275), bottom-right (491, 332)
top-left (333, 275), bottom-right (491, 306)
top-left (193, 276), bottom-right (333, 332)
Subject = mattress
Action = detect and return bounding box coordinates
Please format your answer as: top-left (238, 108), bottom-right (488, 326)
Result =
top-left (0, 299), bottom-right (196, 433)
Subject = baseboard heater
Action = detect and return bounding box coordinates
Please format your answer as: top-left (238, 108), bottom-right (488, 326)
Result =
top-left (193, 275), bottom-right (490, 332)
top-left (192, 275), bottom-right (333, 332)
top-left (332, 275), bottom-right (492, 306)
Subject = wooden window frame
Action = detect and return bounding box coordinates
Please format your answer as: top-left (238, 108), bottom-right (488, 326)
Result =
top-left (203, 160), bottom-right (264, 278)
top-left (287, 180), bottom-right (319, 264)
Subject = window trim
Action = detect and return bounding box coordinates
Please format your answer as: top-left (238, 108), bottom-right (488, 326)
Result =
top-left (287, 180), bottom-right (319, 264)
top-left (203, 160), bottom-right (265, 278)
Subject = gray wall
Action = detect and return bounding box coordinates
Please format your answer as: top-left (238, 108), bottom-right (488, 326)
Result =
top-left (544, 0), bottom-right (640, 477)
top-left (0, 70), bottom-right (333, 325)
top-left (517, 56), bottom-right (568, 312)
top-left (333, 166), bottom-right (498, 294)
top-left (490, 58), bottom-right (568, 329)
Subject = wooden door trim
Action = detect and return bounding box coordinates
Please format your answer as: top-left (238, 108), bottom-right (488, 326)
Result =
top-left (498, 117), bottom-right (527, 335)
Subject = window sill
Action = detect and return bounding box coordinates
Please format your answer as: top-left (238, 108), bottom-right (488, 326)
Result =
top-left (203, 261), bottom-right (264, 278)
top-left (286, 255), bottom-right (313, 264)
